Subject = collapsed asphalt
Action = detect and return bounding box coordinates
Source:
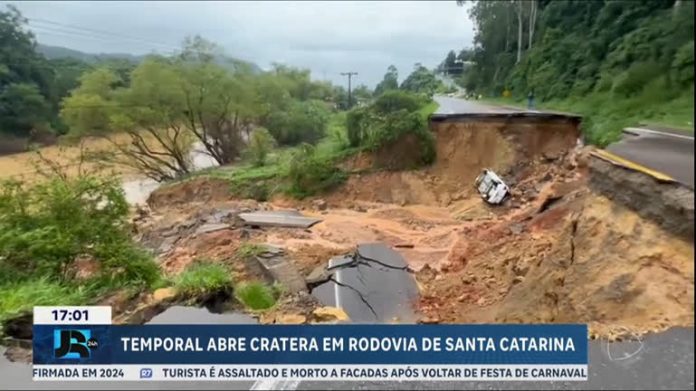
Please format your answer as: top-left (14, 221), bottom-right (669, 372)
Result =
top-left (311, 243), bottom-right (419, 324)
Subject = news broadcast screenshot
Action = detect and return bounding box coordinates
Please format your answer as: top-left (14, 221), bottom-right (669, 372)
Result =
top-left (0, 0), bottom-right (694, 389)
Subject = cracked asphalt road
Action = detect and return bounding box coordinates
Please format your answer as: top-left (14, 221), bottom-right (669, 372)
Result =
top-left (312, 243), bottom-right (419, 323)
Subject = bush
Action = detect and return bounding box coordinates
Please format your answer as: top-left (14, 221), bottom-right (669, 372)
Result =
top-left (266, 100), bottom-right (330, 146)
top-left (286, 144), bottom-right (346, 198)
top-left (372, 90), bottom-right (424, 114)
top-left (581, 116), bottom-right (625, 148)
top-left (345, 107), bottom-right (372, 147)
top-left (0, 278), bottom-right (91, 322)
top-left (594, 72), bottom-right (615, 93)
top-left (612, 61), bottom-right (662, 97)
top-left (174, 262), bottom-right (232, 297)
top-left (326, 111), bottom-right (349, 149)
top-left (672, 41), bottom-right (694, 85)
top-left (235, 282), bottom-right (277, 310)
top-left (344, 91), bottom-right (436, 167)
top-left (247, 127), bottom-right (276, 166)
top-left (236, 243), bottom-right (267, 259)
top-left (0, 175), bottom-right (159, 286)
top-left (242, 181), bottom-right (270, 201)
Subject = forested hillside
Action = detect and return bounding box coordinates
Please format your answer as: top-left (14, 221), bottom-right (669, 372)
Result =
top-left (448, 0), bottom-right (694, 145)
top-left (0, 5), bottom-right (262, 153)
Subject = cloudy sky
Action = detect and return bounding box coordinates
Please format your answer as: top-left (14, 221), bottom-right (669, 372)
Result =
top-left (5, 1), bottom-right (474, 87)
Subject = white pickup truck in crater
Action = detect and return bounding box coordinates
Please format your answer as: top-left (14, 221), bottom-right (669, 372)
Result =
top-left (475, 169), bottom-right (510, 205)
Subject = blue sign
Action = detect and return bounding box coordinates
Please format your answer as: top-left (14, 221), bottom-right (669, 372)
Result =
top-left (52, 329), bottom-right (96, 359)
top-left (34, 324), bottom-right (588, 365)
top-left (139, 368), bottom-right (153, 379)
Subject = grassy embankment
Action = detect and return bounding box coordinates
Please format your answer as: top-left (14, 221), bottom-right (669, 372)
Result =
top-left (189, 95), bottom-right (440, 201)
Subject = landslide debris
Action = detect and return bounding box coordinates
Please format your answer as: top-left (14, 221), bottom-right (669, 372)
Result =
top-left (417, 185), bottom-right (694, 339)
top-left (135, 115), bottom-right (692, 339)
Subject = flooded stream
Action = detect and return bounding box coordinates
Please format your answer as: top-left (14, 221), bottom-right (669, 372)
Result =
top-left (0, 139), bottom-right (219, 206)
top-left (122, 144), bottom-right (219, 205)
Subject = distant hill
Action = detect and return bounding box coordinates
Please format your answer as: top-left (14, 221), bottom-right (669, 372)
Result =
top-left (36, 43), bottom-right (261, 73)
top-left (37, 43), bottom-right (144, 63)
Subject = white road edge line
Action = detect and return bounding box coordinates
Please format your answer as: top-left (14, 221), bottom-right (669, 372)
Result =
top-left (333, 259), bottom-right (342, 309)
top-left (624, 127), bottom-right (695, 141)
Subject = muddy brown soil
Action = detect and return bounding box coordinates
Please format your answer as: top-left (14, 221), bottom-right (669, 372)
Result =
top-left (137, 118), bottom-right (693, 338)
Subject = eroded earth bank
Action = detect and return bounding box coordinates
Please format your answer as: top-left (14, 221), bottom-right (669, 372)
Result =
top-left (136, 114), bottom-right (694, 340)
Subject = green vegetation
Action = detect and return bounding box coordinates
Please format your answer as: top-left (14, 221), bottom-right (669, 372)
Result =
top-left (235, 282), bottom-right (277, 310)
top-left (189, 109), bottom-right (354, 200)
top-left (286, 143), bottom-right (347, 198)
top-left (265, 99), bottom-right (331, 146)
top-left (0, 173), bottom-right (161, 323)
top-left (346, 90), bottom-right (436, 167)
top-left (418, 101), bottom-right (439, 119)
top-left (0, 278), bottom-right (91, 322)
top-left (0, 6), bottom-right (57, 141)
top-left (0, 6), bottom-right (142, 152)
top-left (236, 243), bottom-right (268, 259)
top-left (399, 63), bottom-right (445, 97)
top-left (173, 262), bottom-right (232, 297)
top-left (58, 37), bottom-right (349, 181)
top-left (451, 0), bottom-right (694, 146)
top-left (374, 65), bottom-right (399, 96)
top-left (247, 127), bottom-right (277, 167)
top-left (192, 87), bottom-right (439, 200)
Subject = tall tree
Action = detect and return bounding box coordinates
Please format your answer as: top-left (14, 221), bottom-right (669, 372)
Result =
top-left (400, 64), bottom-right (444, 95)
top-left (443, 50), bottom-right (458, 75)
top-left (515, 0), bottom-right (524, 63)
top-left (528, 0), bottom-right (538, 50)
top-left (0, 5), bottom-right (53, 137)
top-left (374, 65), bottom-right (399, 96)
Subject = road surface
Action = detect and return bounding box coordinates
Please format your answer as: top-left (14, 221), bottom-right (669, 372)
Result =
top-left (607, 128), bottom-right (694, 188)
top-left (433, 96), bottom-right (518, 115)
top-left (312, 243), bottom-right (419, 323)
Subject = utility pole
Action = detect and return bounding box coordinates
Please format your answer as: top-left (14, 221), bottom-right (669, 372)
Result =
top-left (340, 71), bottom-right (358, 108)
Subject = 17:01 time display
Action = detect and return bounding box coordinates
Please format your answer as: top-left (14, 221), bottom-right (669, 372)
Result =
top-left (51, 309), bottom-right (89, 322)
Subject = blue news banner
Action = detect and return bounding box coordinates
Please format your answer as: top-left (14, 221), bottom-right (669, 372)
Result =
top-left (33, 324), bottom-right (588, 381)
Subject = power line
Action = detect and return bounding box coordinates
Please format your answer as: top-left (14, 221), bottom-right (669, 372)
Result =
top-left (27, 17), bottom-right (180, 52)
top-left (26, 24), bottom-right (178, 56)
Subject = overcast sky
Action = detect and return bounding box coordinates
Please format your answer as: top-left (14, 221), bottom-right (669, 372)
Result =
top-left (5, 1), bottom-right (474, 87)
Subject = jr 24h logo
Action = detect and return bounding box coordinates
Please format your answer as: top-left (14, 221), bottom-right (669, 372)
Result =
top-left (53, 329), bottom-right (98, 359)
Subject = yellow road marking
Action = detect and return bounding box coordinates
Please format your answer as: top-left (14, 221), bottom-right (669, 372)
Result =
top-left (591, 149), bottom-right (676, 182)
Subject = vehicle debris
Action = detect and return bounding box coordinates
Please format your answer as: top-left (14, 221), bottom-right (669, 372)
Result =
top-left (475, 169), bottom-right (510, 205)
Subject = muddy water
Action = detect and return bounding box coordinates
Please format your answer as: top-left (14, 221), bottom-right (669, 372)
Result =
top-left (122, 145), bottom-right (218, 205)
top-left (0, 138), bottom-right (218, 205)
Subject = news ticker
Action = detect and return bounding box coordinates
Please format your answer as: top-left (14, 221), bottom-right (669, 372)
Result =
top-left (33, 364), bottom-right (588, 381)
top-left (32, 306), bottom-right (589, 382)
